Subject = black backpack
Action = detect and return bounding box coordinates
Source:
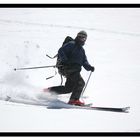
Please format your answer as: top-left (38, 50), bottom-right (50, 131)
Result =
top-left (62, 36), bottom-right (74, 46)
top-left (56, 36), bottom-right (74, 76)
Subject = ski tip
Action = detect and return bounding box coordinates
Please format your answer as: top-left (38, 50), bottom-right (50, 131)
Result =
top-left (5, 96), bottom-right (11, 101)
top-left (123, 107), bottom-right (130, 113)
top-left (81, 103), bottom-right (93, 107)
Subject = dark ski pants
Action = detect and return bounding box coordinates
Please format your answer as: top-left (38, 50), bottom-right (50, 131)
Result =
top-left (49, 72), bottom-right (85, 100)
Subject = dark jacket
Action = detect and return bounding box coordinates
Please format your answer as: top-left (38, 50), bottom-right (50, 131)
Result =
top-left (58, 40), bottom-right (92, 71)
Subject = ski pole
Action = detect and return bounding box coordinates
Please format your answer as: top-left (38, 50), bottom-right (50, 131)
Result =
top-left (46, 54), bottom-right (58, 59)
top-left (81, 71), bottom-right (93, 98)
top-left (46, 69), bottom-right (57, 80)
top-left (14, 65), bottom-right (57, 71)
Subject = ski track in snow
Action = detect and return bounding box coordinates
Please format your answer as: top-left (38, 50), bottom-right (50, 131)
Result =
top-left (0, 18), bottom-right (140, 37)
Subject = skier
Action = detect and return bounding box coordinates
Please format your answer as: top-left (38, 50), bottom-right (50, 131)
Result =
top-left (45, 31), bottom-right (95, 106)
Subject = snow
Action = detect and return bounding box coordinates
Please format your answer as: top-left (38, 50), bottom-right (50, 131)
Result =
top-left (0, 8), bottom-right (140, 133)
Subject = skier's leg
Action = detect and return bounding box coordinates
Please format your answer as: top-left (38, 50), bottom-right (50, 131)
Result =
top-left (45, 76), bottom-right (74, 94)
top-left (69, 73), bottom-right (85, 100)
top-left (64, 76), bottom-right (74, 93)
top-left (47, 80), bottom-right (74, 95)
top-left (47, 85), bottom-right (65, 94)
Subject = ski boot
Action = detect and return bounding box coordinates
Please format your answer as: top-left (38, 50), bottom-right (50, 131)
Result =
top-left (68, 99), bottom-right (85, 106)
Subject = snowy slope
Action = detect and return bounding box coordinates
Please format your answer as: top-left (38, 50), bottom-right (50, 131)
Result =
top-left (0, 8), bottom-right (140, 132)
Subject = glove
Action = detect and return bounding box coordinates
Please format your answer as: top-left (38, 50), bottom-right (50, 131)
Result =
top-left (90, 66), bottom-right (95, 72)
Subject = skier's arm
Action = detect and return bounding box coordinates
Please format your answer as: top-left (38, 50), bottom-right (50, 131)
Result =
top-left (83, 54), bottom-right (94, 72)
